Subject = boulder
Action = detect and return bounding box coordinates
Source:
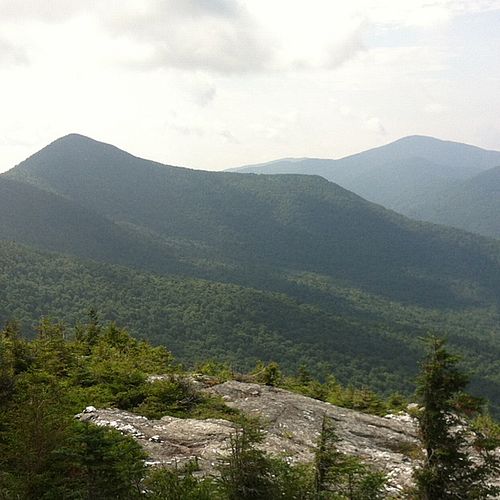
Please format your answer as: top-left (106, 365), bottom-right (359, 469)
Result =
top-left (76, 381), bottom-right (425, 492)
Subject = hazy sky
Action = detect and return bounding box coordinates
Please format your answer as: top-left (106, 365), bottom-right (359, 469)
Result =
top-left (1, 0), bottom-right (500, 172)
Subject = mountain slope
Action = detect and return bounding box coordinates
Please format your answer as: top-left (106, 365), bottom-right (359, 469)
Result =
top-left (3, 135), bottom-right (500, 413)
top-left (0, 240), bottom-right (419, 393)
top-left (409, 166), bottom-right (500, 239)
top-left (2, 239), bottom-right (500, 411)
top-left (0, 176), bottom-right (195, 275)
top-left (229, 136), bottom-right (500, 215)
top-left (5, 134), bottom-right (500, 310)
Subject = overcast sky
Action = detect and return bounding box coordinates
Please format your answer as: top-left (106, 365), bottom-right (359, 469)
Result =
top-left (1, 0), bottom-right (500, 172)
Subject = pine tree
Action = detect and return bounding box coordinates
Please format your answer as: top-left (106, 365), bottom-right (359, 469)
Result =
top-left (217, 419), bottom-right (279, 500)
top-left (313, 415), bottom-right (386, 499)
top-left (414, 336), bottom-right (500, 499)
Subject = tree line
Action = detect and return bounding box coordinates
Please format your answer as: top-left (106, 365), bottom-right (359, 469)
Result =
top-left (0, 316), bottom-right (499, 498)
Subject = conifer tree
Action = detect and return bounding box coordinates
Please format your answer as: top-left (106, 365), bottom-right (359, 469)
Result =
top-left (414, 336), bottom-right (500, 499)
top-left (314, 415), bottom-right (386, 499)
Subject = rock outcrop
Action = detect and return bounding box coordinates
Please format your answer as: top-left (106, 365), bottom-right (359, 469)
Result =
top-left (77, 407), bottom-right (237, 472)
top-left (208, 381), bottom-right (420, 494)
top-left (76, 381), bottom-right (424, 494)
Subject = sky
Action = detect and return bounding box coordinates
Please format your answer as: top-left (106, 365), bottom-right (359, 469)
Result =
top-left (1, 0), bottom-right (500, 172)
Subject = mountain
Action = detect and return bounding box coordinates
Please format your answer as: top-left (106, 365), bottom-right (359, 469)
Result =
top-left (3, 134), bottom-right (500, 411)
top-left (5, 134), bottom-right (500, 309)
top-left (229, 135), bottom-right (500, 218)
top-left (0, 176), bottom-right (192, 274)
top-left (409, 165), bottom-right (500, 239)
top-left (2, 239), bottom-right (500, 409)
top-left (0, 240), bottom-right (418, 393)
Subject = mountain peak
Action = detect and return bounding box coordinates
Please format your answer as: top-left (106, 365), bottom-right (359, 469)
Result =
top-left (396, 134), bottom-right (444, 141)
top-left (44, 133), bottom-right (124, 155)
top-left (57, 132), bottom-right (94, 141)
top-left (384, 134), bottom-right (500, 156)
top-left (6, 133), bottom-right (148, 180)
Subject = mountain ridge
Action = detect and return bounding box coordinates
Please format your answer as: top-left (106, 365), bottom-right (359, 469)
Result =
top-left (410, 164), bottom-right (500, 238)
top-left (4, 133), bottom-right (500, 308)
top-left (230, 135), bottom-right (500, 174)
top-left (228, 135), bottom-right (500, 236)
top-left (3, 134), bottom-right (500, 412)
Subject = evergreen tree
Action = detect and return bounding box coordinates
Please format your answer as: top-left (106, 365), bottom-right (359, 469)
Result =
top-left (217, 420), bottom-right (280, 499)
top-left (52, 422), bottom-right (146, 499)
top-left (253, 361), bottom-right (283, 387)
top-left (414, 336), bottom-right (500, 499)
top-left (313, 415), bottom-right (386, 499)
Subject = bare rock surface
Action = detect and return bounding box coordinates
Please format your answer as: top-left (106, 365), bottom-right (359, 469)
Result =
top-left (76, 380), bottom-right (425, 494)
top-left (208, 381), bottom-right (420, 493)
top-left (76, 408), bottom-right (237, 472)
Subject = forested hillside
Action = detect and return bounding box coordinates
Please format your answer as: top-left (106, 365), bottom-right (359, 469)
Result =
top-left (0, 177), bottom-right (189, 273)
top-left (2, 134), bottom-right (500, 414)
top-left (409, 166), bottom-right (500, 239)
top-left (232, 135), bottom-right (500, 179)
top-left (2, 240), bottom-right (500, 413)
top-left (5, 134), bottom-right (500, 308)
top-left (230, 135), bottom-right (500, 236)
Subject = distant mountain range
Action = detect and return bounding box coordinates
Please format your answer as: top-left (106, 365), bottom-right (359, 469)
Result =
top-left (408, 165), bottom-right (500, 238)
top-left (2, 134), bottom-right (500, 412)
top-left (5, 133), bottom-right (500, 307)
top-left (229, 135), bottom-right (500, 238)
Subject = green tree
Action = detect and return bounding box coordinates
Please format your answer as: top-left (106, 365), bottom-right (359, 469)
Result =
top-left (0, 372), bottom-right (74, 498)
top-left (217, 420), bottom-right (280, 499)
top-left (144, 461), bottom-right (219, 500)
top-left (75, 308), bottom-right (102, 352)
top-left (253, 361), bottom-right (283, 387)
top-left (314, 415), bottom-right (386, 499)
top-left (0, 321), bottom-right (31, 404)
top-left (51, 422), bottom-right (146, 499)
top-left (413, 336), bottom-right (500, 499)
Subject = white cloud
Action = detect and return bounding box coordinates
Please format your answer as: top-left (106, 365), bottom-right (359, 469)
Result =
top-left (180, 75), bottom-right (218, 107)
top-left (165, 111), bottom-right (205, 137)
top-left (190, 83), bottom-right (217, 107)
top-left (360, 0), bottom-right (500, 26)
top-left (0, 0), bottom-right (83, 22)
top-left (100, 0), bottom-right (273, 74)
top-left (3, 0), bottom-right (497, 75)
top-left (0, 37), bottom-right (29, 65)
top-left (220, 130), bottom-right (239, 144)
top-left (326, 26), bottom-right (366, 69)
top-left (363, 117), bottom-right (387, 135)
top-left (424, 103), bottom-right (446, 114)
top-left (338, 106), bottom-right (352, 117)
top-left (250, 110), bottom-right (299, 141)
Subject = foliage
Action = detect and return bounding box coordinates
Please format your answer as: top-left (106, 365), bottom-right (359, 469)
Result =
top-left (196, 360), bottom-right (235, 382)
top-left (2, 315), bottom-right (498, 499)
top-left (217, 417), bottom-right (318, 500)
top-left (314, 415), bottom-right (387, 499)
top-left (233, 136), bottom-right (500, 240)
top-left (144, 462), bottom-right (220, 500)
top-left (412, 165), bottom-right (500, 239)
top-left (217, 421), bottom-right (280, 500)
top-left (281, 368), bottom-right (407, 417)
top-left (7, 133), bottom-right (500, 312)
top-left (413, 336), bottom-right (500, 499)
top-left (3, 133), bottom-right (500, 416)
top-left (0, 318), bottom-right (238, 499)
top-left (0, 317), bottom-right (392, 499)
top-left (0, 368), bottom-right (146, 499)
top-left (49, 422), bottom-right (146, 499)
top-left (2, 239), bottom-right (500, 415)
top-left (252, 361), bottom-right (283, 386)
